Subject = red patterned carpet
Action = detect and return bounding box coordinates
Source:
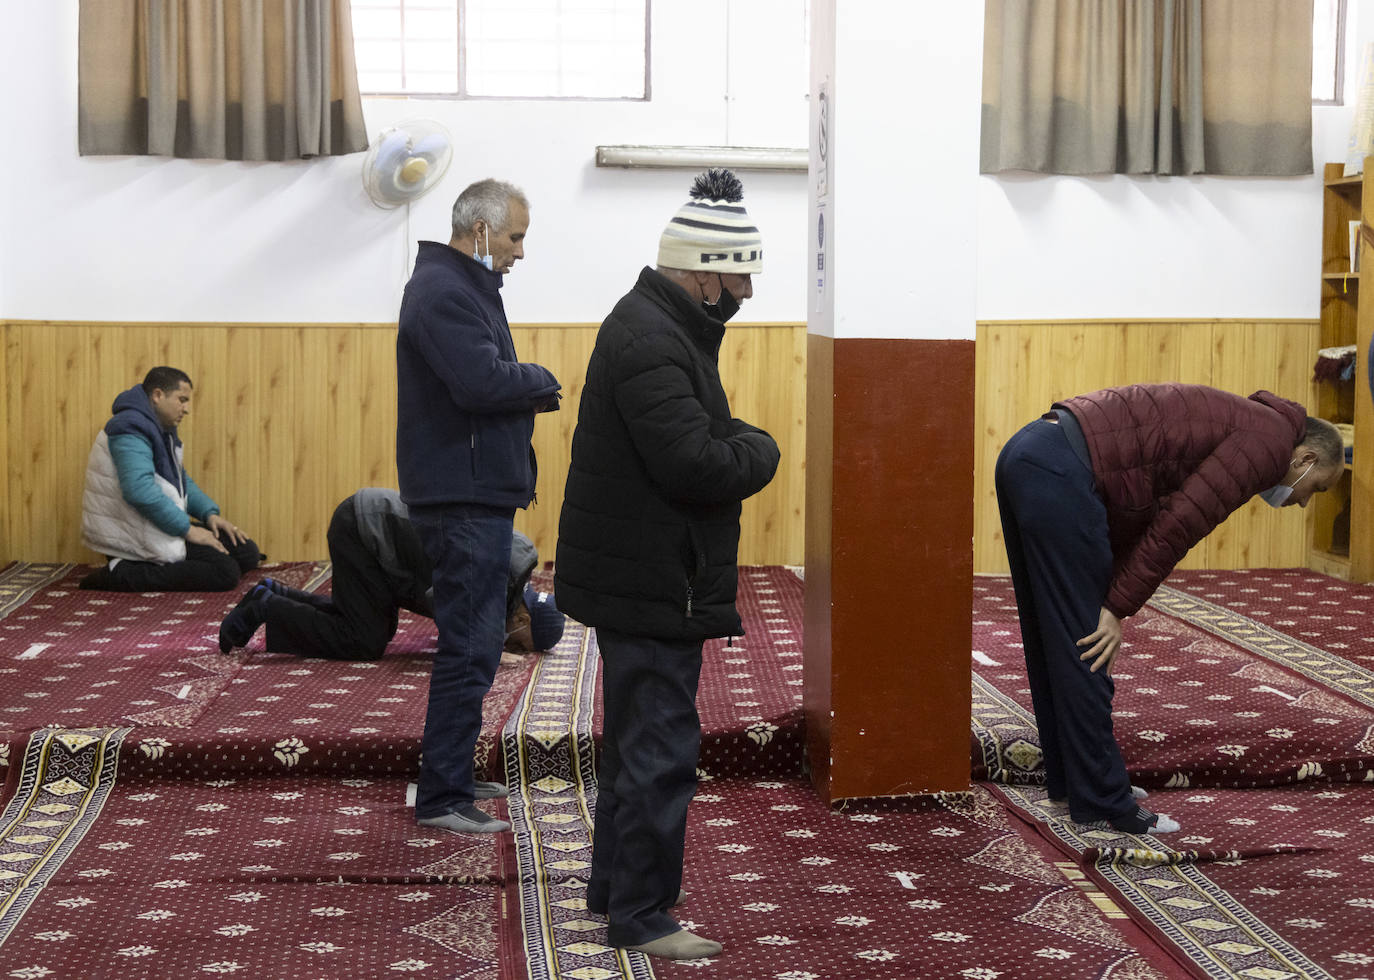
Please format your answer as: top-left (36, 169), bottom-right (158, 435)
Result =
top-left (0, 560), bottom-right (528, 979)
top-left (974, 570), bottom-right (1374, 979)
top-left (500, 568), bottom-right (1175, 980)
top-left (653, 780), bottom-right (1177, 980)
top-left (5, 560), bottom-right (1374, 978)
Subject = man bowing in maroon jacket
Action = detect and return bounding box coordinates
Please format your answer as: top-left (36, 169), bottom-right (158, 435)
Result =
top-left (995, 384), bottom-right (1343, 835)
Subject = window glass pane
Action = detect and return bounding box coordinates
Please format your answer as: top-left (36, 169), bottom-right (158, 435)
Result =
top-left (352, 0), bottom-right (647, 99)
top-left (404, 39), bottom-right (458, 73)
top-left (406, 7), bottom-right (458, 39)
top-left (357, 71), bottom-right (404, 92)
top-left (464, 0), bottom-right (647, 99)
top-left (1313, 0), bottom-right (1343, 103)
top-left (352, 8), bottom-right (402, 38)
top-left (354, 39), bottom-right (403, 74)
top-left (405, 71), bottom-right (461, 93)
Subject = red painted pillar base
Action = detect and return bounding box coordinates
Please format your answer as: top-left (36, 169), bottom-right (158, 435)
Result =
top-left (803, 335), bottom-right (975, 800)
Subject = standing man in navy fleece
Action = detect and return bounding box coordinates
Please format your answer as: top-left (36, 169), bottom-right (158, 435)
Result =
top-left (397, 178), bottom-right (561, 835)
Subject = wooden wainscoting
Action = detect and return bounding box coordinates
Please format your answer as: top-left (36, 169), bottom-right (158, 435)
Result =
top-left (974, 319), bottom-right (1323, 574)
top-left (1, 320), bottom-right (806, 567)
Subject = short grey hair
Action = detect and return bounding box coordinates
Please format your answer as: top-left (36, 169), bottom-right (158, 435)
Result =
top-left (451, 179), bottom-right (529, 236)
top-left (1303, 416), bottom-right (1345, 469)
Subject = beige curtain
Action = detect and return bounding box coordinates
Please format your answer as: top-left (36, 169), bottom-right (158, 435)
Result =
top-left (981, 0), bottom-right (1313, 175)
top-left (79, 0), bottom-right (368, 161)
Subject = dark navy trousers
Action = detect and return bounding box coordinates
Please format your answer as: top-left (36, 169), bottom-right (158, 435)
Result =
top-left (995, 417), bottom-right (1136, 824)
top-left (587, 627), bottom-right (703, 947)
top-left (407, 502), bottom-right (515, 819)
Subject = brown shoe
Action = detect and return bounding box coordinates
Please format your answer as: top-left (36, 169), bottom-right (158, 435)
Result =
top-left (624, 929), bottom-right (721, 960)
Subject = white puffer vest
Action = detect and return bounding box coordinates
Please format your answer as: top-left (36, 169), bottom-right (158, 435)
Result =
top-left (81, 430), bottom-right (188, 564)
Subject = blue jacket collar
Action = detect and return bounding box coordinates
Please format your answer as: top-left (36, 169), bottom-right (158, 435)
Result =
top-left (104, 385), bottom-right (182, 487)
top-left (415, 240), bottom-right (505, 294)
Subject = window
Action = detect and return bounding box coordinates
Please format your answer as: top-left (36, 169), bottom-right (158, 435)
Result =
top-left (1313, 0), bottom-right (1345, 104)
top-left (350, 0), bottom-right (649, 99)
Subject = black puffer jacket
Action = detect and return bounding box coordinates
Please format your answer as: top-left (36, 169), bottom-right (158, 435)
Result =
top-left (555, 267), bottom-right (780, 640)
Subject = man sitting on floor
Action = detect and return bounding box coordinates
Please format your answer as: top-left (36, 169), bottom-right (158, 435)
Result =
top-left (218, 487), bottom-right (563, 661)
top-left (995, 383), bottom-right (1344, 837)
top-left (80, 366), bottom-right (261, 592)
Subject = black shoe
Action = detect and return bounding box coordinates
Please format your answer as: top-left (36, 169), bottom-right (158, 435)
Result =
top-left (219, 585), bottom-right (269, 653)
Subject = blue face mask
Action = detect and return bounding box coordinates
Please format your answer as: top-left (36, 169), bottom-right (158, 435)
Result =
top-left (1259, 459), bottom-right (1314, 508)
top-left (473, 223), bottom-right (493, 271)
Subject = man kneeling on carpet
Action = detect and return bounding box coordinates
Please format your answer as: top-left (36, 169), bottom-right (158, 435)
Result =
top-left (995, 383), bottom-right (1343, 836)
top-left (81, 366), bottom-right (262, 592)
top-left (218, 488), bottom-right (563, 662)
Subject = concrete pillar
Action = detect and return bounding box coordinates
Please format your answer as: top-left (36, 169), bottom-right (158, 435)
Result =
top-left (803, 1), bottom-right (981, 800)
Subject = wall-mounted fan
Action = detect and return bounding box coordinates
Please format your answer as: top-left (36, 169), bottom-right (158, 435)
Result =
top-left (362, 120), bottom-right (453, 209)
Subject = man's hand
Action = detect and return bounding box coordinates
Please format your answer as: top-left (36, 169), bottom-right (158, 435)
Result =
top-left (205, 514), bottom-right (247, 546)
top-left (1078, 606), bottom-right (1123, 674)
top-left (187, 524), bottom-right (229, 553)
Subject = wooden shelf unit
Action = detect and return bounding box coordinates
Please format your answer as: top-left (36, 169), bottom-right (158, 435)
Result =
top-left (1310, 161), bottom-right (1374, 580)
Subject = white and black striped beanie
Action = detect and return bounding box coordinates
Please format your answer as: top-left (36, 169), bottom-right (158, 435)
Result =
top-left (656, 168), bottom-right (763, 274)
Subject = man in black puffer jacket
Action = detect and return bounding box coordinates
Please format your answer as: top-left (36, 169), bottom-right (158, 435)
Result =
top-left (556, 170), bottom-right (780, 963)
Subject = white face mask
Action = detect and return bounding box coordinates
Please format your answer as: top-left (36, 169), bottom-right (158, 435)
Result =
top-left (473, 223), bottom-right (493, 271)
top-left (1258, 459), bottom-right (1314, 508)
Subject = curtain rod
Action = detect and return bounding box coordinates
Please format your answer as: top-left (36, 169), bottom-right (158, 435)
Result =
top-left (595, 145), bottom-right (807, 172)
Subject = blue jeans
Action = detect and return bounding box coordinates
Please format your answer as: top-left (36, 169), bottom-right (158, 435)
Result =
top-left (407, 502), bottom-right (515, 818)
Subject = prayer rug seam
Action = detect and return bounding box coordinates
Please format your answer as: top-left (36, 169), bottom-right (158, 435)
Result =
top-left (0, 564), bottom-right (74, 621)
top-left (0, 726), bottom-right (130, 948)
top-left (502, 620), bottom-right (655, 980)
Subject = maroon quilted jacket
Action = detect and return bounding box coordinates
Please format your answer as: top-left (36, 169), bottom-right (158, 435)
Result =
top-left (1056, 384), bottom-right (1306, 619)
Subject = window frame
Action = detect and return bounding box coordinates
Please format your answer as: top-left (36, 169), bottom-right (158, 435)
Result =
top-left (352, 0), bottom-right (652, 102)
top-left (1313, 0), bottom-right (1346, 107)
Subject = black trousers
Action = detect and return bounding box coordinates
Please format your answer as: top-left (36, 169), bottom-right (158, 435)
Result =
top-left (84, 527), bottom-right (260, 592)
top-left (995, 416), bottom-right (1135, 824)
top-left (262, 502), bottom-right (399, 661)
top-left (588, 627), bottom-right (704, 947)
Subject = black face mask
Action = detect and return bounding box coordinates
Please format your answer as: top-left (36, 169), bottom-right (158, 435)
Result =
top-left (701, 275), bottom-right (740, 323)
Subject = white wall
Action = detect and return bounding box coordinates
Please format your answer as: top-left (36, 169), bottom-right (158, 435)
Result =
top-left (1, 3), bottom-right (1367, 328)
top-left (0, 1), bottom-right (809, 325)
top-left (977, 2), bottom-right (1374, 321)
top-left (811, 1), bottom-right (983, 340)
